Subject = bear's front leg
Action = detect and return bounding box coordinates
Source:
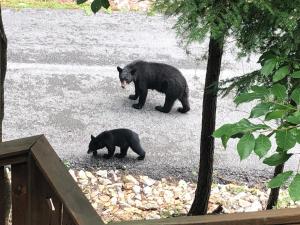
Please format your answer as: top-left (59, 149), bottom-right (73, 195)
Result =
top-left (103, 146), bottom-right (115, 159)
top-left (93, 151), bottom-right (98, 156)
top-left (129, 82), bottom-right (139, 100)
top-left (132, 89), bottom-right (148, 109)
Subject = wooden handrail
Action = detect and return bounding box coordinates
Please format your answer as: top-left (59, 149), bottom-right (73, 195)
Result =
top-left (0, 135), bottom-right (300, 225)
top-left (0, 135), bottom-right (105, 225)
top-left (111, 207), bottom-right (300, 225)
top-left (31, 136), bottom-right (105, 225)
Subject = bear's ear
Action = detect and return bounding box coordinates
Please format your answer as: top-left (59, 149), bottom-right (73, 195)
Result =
top-left (117, 66), bottom-right (123, 73)
top-left (130, 68), bottom-right (137, 76)
top-left (91, 135), bottom-right (96, 140)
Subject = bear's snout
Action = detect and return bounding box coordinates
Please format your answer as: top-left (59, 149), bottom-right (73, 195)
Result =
top-left (121, 80), bottom-right (127, 89)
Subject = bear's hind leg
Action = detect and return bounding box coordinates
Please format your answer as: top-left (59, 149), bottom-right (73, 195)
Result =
top-left (178, 94), bottom-right (190, 113)
top-left (130, 136), bottom-right (145, 160)
top-left (155, 95), bottom-right (176, 113)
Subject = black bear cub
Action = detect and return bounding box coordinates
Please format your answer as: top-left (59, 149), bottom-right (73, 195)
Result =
top-left (87, 129), bottom-right (145, 160)
top-left (117, 60), bottom-right (190, 113)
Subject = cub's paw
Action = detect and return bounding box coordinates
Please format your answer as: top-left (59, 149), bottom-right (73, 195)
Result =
top-left (132, 104), bottom-right (142, 109)
top-left (177, 107), bottom-right (190, 113)
top-left (103, 154), bottom-right (113, 159)
top-left (155, 106), bottom-right (169, 113)
top-left (137, 155), bottom-right (145, 160)
top-left (115, 153), bottom-right (126, 158)
top-left (129, 95), bottom-right (138, 100)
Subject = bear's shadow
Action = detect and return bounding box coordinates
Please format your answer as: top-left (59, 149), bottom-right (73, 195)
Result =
top-left (89, 153), bottom-right (141, 164)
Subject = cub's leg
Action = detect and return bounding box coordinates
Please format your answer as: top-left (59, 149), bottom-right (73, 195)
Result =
top-left (129, 82), bottom-right (139, 100)
top-left (103, 146), bottom-right (115, 159)
top-left (93, 151), bottom-right (98, 156)
top-left (115, 146), bottom-right (129, 158)
top-left (155, 95), bottom-right (176, 113)
top-left (132, 89), bottom-right (148, 110)
top-left (130, 134), bottom-right (146, 160)
top-left (178, 94), bottom-right (190, 113)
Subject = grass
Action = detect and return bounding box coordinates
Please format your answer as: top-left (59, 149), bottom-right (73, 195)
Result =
top-left (1, 0), bottom-right (112, 15)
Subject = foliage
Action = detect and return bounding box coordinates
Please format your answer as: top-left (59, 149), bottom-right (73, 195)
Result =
top-left (77, 0), bottom-right (109, 14)
top-left (155, 0), bottom-right (300, 55)
top-left (214, 47), bottom-right (300, 201)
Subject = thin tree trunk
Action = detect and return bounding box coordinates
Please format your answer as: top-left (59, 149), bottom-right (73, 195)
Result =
top-left (188, 35), bottom-right (224, 216)
top-left (266, 163), bottom-right (284, 209)
top-left (0, 5), bottom-right (10, 225)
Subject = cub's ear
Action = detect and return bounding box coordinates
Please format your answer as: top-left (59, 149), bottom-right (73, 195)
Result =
top-left (130, 68), bottom-right (137, 76)
top-left (91, 135), bottom-right (96, 140)
top-left (117, 66), bottom-right (123, 73)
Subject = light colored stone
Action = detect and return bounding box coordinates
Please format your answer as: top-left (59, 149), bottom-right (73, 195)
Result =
top-left (143, 186), bottom-right (152, 196)
top-left (244, 201), bottom-right (262, 212)
top-left (124, 175), bottom-right (139, 185)
top-left (133, 185), bottom-right (141, 194)
top-left (140, 176), bottom-right (156, 186)
top-left (96, 170), bottom-right (108, 178)
top-left (238, 199), bottom-right (251, 208)
top-left (78, 170), bottom-right (87, 180)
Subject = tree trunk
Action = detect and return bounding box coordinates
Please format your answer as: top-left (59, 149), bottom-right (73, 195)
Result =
top-left (266, 163), bottom-right (284, 209)
top-left (188, 35), bottom-right (224, 216)
top-left (0, 5), bottom-right (10, 225)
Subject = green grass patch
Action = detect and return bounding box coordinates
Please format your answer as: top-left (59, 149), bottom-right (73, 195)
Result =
top-left (1, 0), bottom-right (113, 15)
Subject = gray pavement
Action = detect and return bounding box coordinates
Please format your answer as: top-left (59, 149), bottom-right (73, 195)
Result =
top-left (2, 9), bottom-right (298, 184)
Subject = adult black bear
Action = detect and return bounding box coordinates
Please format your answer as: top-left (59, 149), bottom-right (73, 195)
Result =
top-left (87, 129), bottom-right (145, 160)
top-left (117, 60), bottom-right (190, 113)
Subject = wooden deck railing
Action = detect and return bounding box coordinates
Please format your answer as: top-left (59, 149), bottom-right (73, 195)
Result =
top-left (0, 135), bottom-right (300, 225)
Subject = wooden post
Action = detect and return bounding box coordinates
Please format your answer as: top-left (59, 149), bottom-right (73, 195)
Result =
top-left (11, 163), bottom-right (28, 225)
top-left (0, 166), bottom-right (5, 224)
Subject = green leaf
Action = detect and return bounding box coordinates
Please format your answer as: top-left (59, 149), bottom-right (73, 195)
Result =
top-left (271, 84), bottom-right (287, 100)
top-left (213, 124), bottom-right (233, 138)
top-left (263, 152), bottom-right (292, 166)
top-left (254, 134), bottom-right (271, 158)
top-left (214, 119), bottom-right (269, 138)
top-left (268, 171), bottom-right (293, 188)
top-left (234, 92), bottom-right (263, 105)
top-left (91, 0), bottom-right (102, 13)
top-left (237, 133), bottom-right (255, 160)
top-left (101, 0), bottom-right (110, 9)
top-left (291, 88), bottom-right (300, 105)
top-left (261, 58), bottom-right (277, 76)
top-left (221, 135), bottom-right (230, 149)
top-left (77, 0), bottom-right (87, 4)
top-left (275, 130), bottom-right (297, 150)
top-left (286, 112), bottom-right (300, 124)
top-left (289, 174), bottom-right (300, 201)
top-left (295, 129), bottom-right (300, 144)
top-left (250, 102), bottom-right (272, 118)
top-left (251, 86), bottom-right (269, 95)
top-left (291, 71), bottom-right (300, 78)
top-left (265, 110), bottom-right (286, 121)
top-left (273, 66), bottom-right (289, 82)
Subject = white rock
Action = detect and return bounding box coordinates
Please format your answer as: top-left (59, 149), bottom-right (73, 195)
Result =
top-left (143, 186), bottom-right (152, 196)
top-left (85, 171), bottom-right (94, 179)
top-left (140, 176), bottom-right (156, 186)
top-left (245, 201), bottom-right (262, 212)
top-left (111, 197), bottom-right (118, 205)
top-left (133, 185), bottom-right (141, 194)
top-left (238, 199), bottom-right (251, 208)
top-left (96, 170), bottom-right (108, 178)
top-left (124, 175), bottom-right (139, 185)
top-left (78, 170), bottom-right (87, 180)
